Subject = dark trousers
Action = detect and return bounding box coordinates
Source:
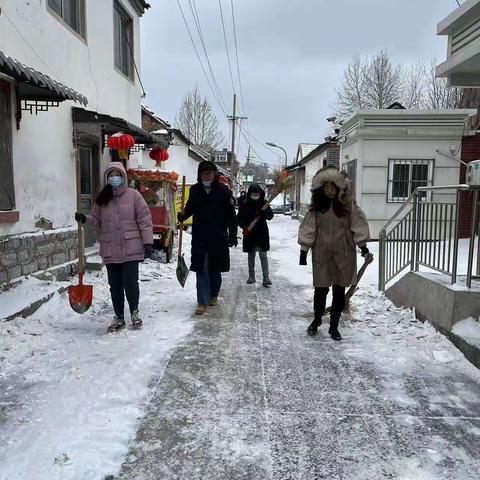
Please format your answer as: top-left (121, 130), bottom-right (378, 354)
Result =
top-left (314, 285), bottom-right (346, 328)
top-left (106, 261), bottom-right (140, 317)
top-left (196, 253), bottom-right (222, 305)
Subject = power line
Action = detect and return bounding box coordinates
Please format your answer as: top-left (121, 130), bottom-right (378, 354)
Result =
top-left (240, 126), bottom-right (284, 159)
top-left (230, 0), bottom-right (247, 115)
top-left (176, 0), bottom-right (227, 115)
top-left (237, 123), bottom-right (267, 165)
top-left (218, 0), bottom-right (237, 96)
top-left (187, 0), bottom-right (228, 112)
top-left (123, 30), bottom-right (147, 97)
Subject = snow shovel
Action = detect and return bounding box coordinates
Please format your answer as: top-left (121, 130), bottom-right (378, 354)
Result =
top-left (323, 252), bottom-right (374, 316)
top-left (176, 176), bottom-right (189, 287)
top-left (68, 157), bottom-right (93, 313)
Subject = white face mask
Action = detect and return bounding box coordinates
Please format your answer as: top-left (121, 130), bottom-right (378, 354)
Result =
top-left (250, 194), bottom-right (261, 201)
top-left (108, 175), bottom-right (123, 188)
top-left (202, 180), bottom-right (213, 188)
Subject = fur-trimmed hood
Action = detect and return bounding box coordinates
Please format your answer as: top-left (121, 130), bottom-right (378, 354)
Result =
top-left (311, 166), bottom-right (351, 203)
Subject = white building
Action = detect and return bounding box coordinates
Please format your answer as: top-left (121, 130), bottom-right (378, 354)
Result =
top-left (436, 0), bottom-right (480, 87)
top-left (142, 129), bottom-right (210, 185)
top-left (0, 0), bottom-right (165, 283)
top-left (291, 141), bottom-right (340, 215)
top-left (339, 108), bottom-right (476, 238)
top-left (141, 106), bottom-right (210, 185)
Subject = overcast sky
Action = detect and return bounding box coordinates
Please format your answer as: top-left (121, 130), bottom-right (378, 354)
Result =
top-left (141, 0), bottom-right (459, 167)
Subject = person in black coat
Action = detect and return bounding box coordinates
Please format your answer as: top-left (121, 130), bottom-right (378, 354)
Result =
top-left (237, 191), bottom-right (247, 208)
top-left (177, 161), bottom-right (238, 315)
top-left (237, 184), bottom-right (274, 287)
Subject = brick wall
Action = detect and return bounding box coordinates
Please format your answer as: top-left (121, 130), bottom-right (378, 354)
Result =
top-left (326, 145), bottom-right (340, 167)
top-left (460, 135), bottom-right (480, 238)
top-left (0, 229), bottom-right (78, 284)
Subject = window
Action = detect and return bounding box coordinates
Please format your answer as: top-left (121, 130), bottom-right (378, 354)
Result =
top-left (0, 81), bottom-right (15, 211)
top-left (114, 1), bottom-right (134, 79)
top-left (48, 0), bottom-right (86, 38)
top-left (345, 159), bottom-right (357, 200)
top-left (388, 159), bottom-right (433, 202)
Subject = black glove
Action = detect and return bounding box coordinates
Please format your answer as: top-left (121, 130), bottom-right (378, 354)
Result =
top-left (299, 250), bottom-right (308, 266)
top-left (75, 212), bottom-right (86, 224)
top-left (144, 244), bottom-right (154, 259)
top-left (360, 245), bottom-right (370, 257)
top-left (177, 211), bottom-right (185, 223)
top-left (229, 232), bottom-right (238, 248)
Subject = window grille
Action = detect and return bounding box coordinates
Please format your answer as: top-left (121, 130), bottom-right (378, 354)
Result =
top-left (388, 159), bottom-right (434, 203)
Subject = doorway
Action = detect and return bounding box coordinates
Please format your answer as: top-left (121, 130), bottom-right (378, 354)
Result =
top-left (78, 146), bottom-right (99, 247)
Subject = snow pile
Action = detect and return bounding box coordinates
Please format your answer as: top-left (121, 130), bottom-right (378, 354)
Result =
top-left (0, 277), bottom-right (68, 320)
top-left (0, 251), bottom-right (196, 480)
top-left (452, 317), bottom-right (480, 348)
top-left (269, 215), bottom-right (476, 369)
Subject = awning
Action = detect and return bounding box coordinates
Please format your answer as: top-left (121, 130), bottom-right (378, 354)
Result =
top-left (0, 51), bottom-right (88, 105)
top-left (285, 163), bottom-right (305, 172)
top-left (72, 107), bottom-right (169, 148)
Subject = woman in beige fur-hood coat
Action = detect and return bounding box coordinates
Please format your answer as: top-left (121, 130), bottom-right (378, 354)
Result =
top-left (298, 166), bottom-right (371, 340)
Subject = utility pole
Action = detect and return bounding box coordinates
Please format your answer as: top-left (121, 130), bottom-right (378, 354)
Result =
top-left (228, 94), bottom-right (247, 183)
top-left (230, 94), bottom-right (236, 169)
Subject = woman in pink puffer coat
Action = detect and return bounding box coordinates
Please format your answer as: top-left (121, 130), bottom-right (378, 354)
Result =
top-left (75, 162), bottom-right (153, 332)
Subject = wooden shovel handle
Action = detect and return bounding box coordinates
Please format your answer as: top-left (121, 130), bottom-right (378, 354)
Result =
top-left (76, 154), bottom-right (85, 277)
top-left (178, 176), bottom-right (186, 258)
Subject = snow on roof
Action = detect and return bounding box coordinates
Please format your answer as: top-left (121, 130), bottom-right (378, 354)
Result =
top-left (141, 104), bottom-right (171, 128)
top-left (296, 143), bottom-right (320, 162)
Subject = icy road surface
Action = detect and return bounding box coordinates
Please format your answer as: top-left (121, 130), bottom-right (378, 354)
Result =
top-left (115, 216), bottom-right (480, 480)
top-left (0, 216), bottom-right (479, 480)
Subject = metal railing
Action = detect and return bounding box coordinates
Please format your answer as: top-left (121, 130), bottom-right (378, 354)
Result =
top-left (379, 184), bottom-right (480, 291)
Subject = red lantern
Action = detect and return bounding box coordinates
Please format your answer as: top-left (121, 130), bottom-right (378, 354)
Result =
top-left (149, 149), bottom-right (169, 167)
top-left (108, 133), bottom-right (135, 160)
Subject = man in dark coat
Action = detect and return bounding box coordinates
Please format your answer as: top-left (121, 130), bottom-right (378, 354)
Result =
top-left (237, 190), bottom-right (247, 208)
top-left (237, 184), bottom-right (274, 287)
top-left (178, 161), bottom-right (238, 315)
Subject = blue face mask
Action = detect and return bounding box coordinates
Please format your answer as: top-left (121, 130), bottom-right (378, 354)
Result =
top-left (107, 175), bottom-right (123, 188)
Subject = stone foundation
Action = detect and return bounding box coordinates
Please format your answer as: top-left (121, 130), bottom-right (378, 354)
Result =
top-left (0, 229), bottom-right (78, 284)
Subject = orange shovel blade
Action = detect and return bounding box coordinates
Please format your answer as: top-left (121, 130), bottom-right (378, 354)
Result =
top-left (68, 284), bottom-right (93, 314)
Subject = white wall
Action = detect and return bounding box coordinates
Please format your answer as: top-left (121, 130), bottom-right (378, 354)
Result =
top-left (141, 133), bottom-right (200, 185)
top-left (0, 0), bottom-right (144, 235)
top-left (299, 151), bottom-right (328, 208)
top-left (341, 136), bottom-right (462, 238)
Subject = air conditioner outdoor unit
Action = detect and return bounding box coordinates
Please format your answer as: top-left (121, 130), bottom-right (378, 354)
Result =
top-left (466, 160), bottom-right (480, 186)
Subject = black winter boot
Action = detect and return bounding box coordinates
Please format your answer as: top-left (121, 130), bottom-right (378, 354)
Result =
top-left (328, 326), bottom-right (342, 341)
top-left (329, 312), bottom-right (342, 341)
top-left (307, 319), bottom-right (321, 336)
top-left (329, 286), bottom-right (345, 341)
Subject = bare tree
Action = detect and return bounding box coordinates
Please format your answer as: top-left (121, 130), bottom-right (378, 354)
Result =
top-left (461, 88), bottom-right (480, 129)
top-left (423, 61), bottom-right (463, 109)
top-left (403, 62), bottom-right (426, 109)
top-left (335, 50), bottom-right (404, 117)
top-left (175, 86), bottom-right (224, 152)
top-left (365, 50), bottom-right (404, 109)
top-left (335, 54), bottom-right (369, 118)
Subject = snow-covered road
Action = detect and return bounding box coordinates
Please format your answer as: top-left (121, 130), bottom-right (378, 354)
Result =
top-left (0, 253), bottom-right (197, 479)
top-left (115, 216), bottom-right (480, 480)
top-left (1, 216), bottom-right (480, 480)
